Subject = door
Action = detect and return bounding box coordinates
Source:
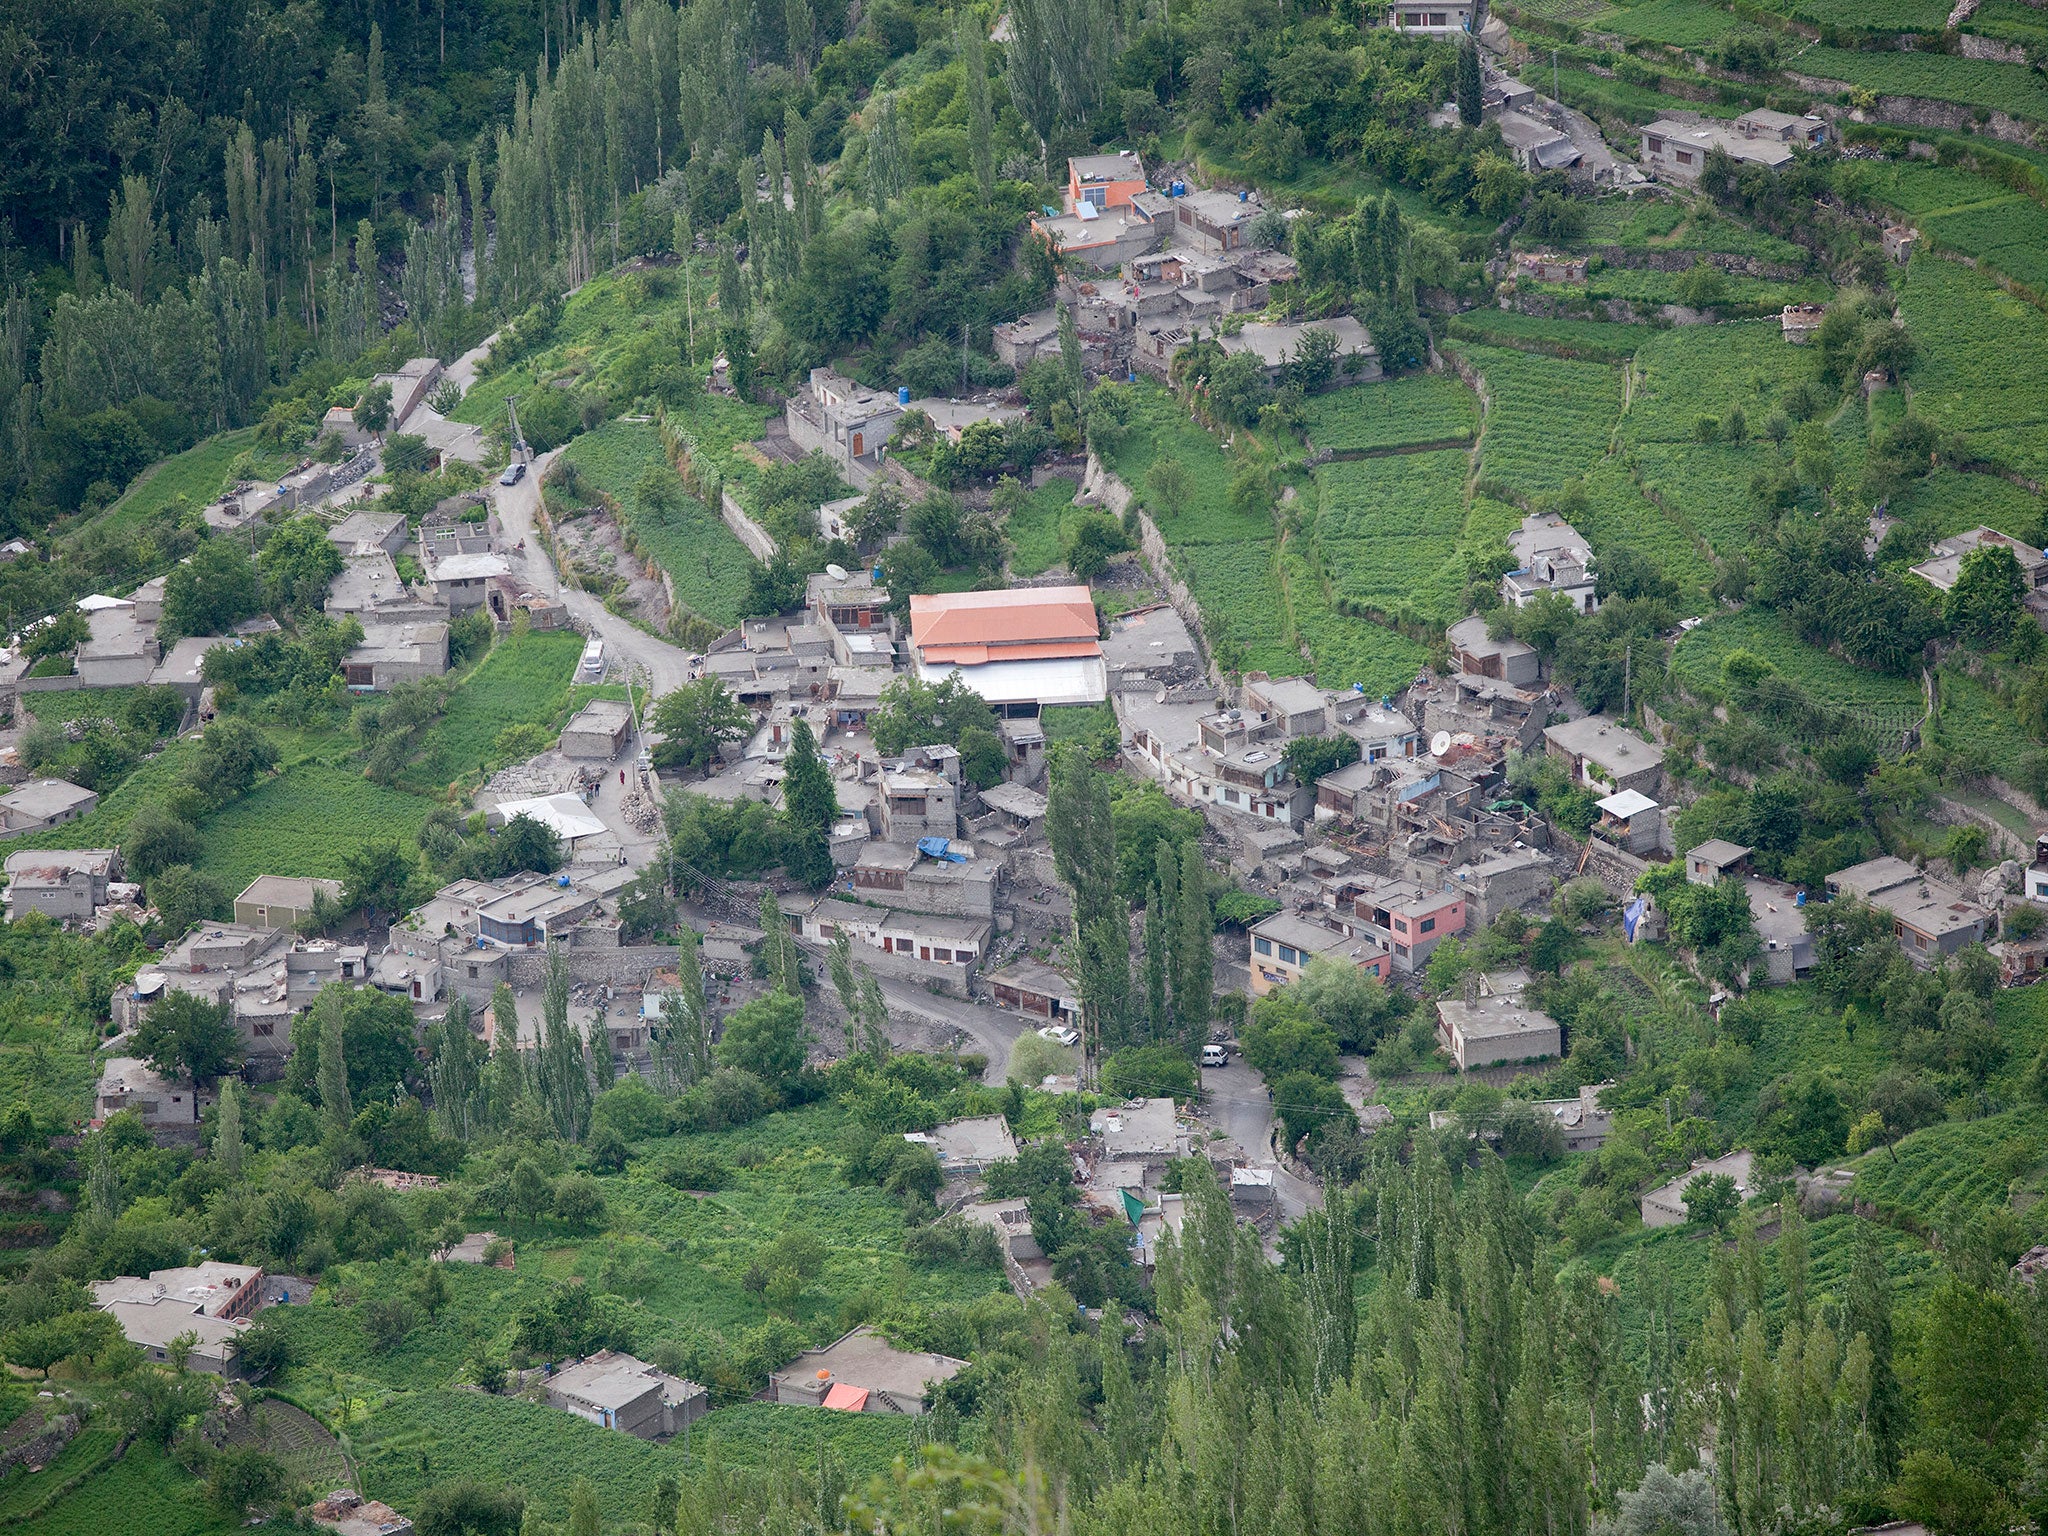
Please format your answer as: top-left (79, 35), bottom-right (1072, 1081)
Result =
top-left (851, 431), bottom-right (865, 457)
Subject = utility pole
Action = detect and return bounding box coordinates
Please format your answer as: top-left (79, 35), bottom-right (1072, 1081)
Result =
top-left (960, 322), bottom-right (969, 393)
top-left (1622, 639), bottom-right (1631, 722)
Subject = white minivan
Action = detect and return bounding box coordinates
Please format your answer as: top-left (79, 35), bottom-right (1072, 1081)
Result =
top-left (579, 636), bottom-right (605, 678)
top-left (1200, 1044), bottom-right (1228, 1068)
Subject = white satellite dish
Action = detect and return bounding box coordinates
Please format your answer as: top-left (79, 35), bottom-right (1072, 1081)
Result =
top-left (1430, 731), bottom-right (1453, 757)
top-left (824, 563), bottom-right (850, 581)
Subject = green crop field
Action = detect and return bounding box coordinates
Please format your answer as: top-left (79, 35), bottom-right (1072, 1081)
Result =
top-left (1540, 65), bottom-right (1746, 126)
top-left (1462, 344), bottom-right (1622, 498)
top-left (390, 629), bottom-right (587, 796)
top-left (193, 763), bottom-right (438, 892)
top-left (1844, 158), bottom-right (2014, 217)
top-left (1100, 382), bottom-right (1270, 545)
top-left (1887, 467), bottom-right (2048, 545)
top-left (1670, 608), bottom-right (1926, 713)
top-left (1968, 0), bottom-right (2048, 44)
top-left (1798, 47), bottom-right (2048, 122)
top-left (1003, 480), bottom-right (1088, 577)
top-left (1604, 0), bottom-right (1774, 47)
top-left (76, 429), bottom-right (258, 543)
top-left (1279, 539), bottom-right (1432, 697)
top-left (1447, 310), bottom-right (1661, 363)
top-left (1930, 665), bottom-right (2039, 781)
top-left (560, 420), bottom-right (754, 628)
top-left (1300, 374), bottom-right (1480, 453)
top-left (1569, 197), bottom-right (1805, 262)
top-left (1173, 541), bottom-right (1302, 676)
top-left (1313, 449), bottom-right (1471, 626)
top-left (1574, 459), bottom-right (1717, 599)
top-left (0, 738), bottom-right (198, 859)
top-left (1579, 266), bottom-right (1831, 311)
top-left (1782, 0), bottom-right (1954, 28)
top-left (1899, 256), bottom-right (2048, 482)
top-left (355, 1391), bottom-right (919, 1525)
top-left (22, 1438), bottom-right (242, 1536)
top-left (22, 687), bottom-right (152, 727)
top-left (1921, 196), bottom-right (2048, 296)
top-left (1848, 1106), bottom-right (2048, 1228)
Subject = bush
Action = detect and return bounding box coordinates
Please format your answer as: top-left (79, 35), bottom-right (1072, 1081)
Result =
top-left (656, 1147), bottom-right (728, 1191)
top-left (1100, 1044), bottom-right (1198, 1101)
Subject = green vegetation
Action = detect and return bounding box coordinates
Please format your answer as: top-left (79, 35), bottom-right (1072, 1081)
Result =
top-left (1445, 309), bottom-right (1661, 362)
top-left (1314, 449), bottom-right (1472, 627)
top-left (1464, 343), bottom-right (1622, 498)
top-left (1603, 0), bottom-right (1775, 47)
top-left (1097, 382), bottom-right (1268, 546)
top-left (192, 764), bottom-right (438, 893)
top-left (559, 420), bottom-right (754, 629)
top-left (1300, 374), bottom-right (1480, 453)
top-left (1802, 47), bottom-right (2048, 122)
top-left (391, 630), bottom-right (587, 797)
top-left (1002, 480), bottom-right (1089, 578)
top-left (77, 431), bottom-right (260, 543)
top-left (17, 1438), bottom-right (242, 1536)
top-left (1670, 608), bottom-right (1926, 716)
top-left (1899, 255), bottom-right (2048, 482)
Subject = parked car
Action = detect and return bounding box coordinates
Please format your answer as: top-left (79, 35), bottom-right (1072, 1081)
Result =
top-left (499, 461), bottom-right (527, 486)
top-left (1200, 1044), bottom-right (1228, 1068)
top-left (1037, 1025), bottom-right (1080, 1047)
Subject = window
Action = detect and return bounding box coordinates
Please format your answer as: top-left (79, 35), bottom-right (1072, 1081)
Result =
top-left (1647, 135), bottom-right (1665, 154)
top-left (932, 947), bottom-right (952, 962)
top-left (1676, 150), bottom-right (1694, 166)
top-left (1369, 746), bottom-right (1386, 762)
top-left (1278, 945), bottom-right (1300, 965)
top-left (1395, 943), bottom-right (1409, 957)
top-left (1401, 9), bottom-right (1424, 22)
top-left (468, 964), bottom-right (479, 979)
top-left (1254, 937), bottom-right (1273, 956)
top-left (254, 1022), bottom-right (274, 1037)
top-left (1420, 917), bottom-right (1436, 934)
top-left (1429, 11), bottom-right (1448, 23)
top-left (1394, 918), bottom-right (1408, 933)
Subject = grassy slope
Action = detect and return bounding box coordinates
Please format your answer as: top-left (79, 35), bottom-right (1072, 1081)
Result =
top-left (1899, 254), bottom-right (2048, 482)
top-left (393, 629), bottom-right (588, 796)
top-left (559, 419), bottom-right (755, 628)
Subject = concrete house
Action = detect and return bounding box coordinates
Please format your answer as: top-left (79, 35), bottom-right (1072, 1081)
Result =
top-left (1350, 876), bottom-right (1467, 973)
top-left (1595, 789), bottom-right (1664, 856)
top-left (1639, 111), bottom-right (1818, 181)
top-left (93, 1056), bottom-right (214, 1142)
top-left (0, 778), bottom-right (97, 834)
top-left (1825, 856), bottom-right (1991, 966)
top-left (544, 1350), bottom-right (709, 1438)
top-left (343, 621), bottom-right (450, 690)
top-left (1435, 970), bottom-right (1562, 1070)
top-left (984, 959), bottom-right (1081, 1026)
top-left (1687, 840), bottom-right (1754, 885)
top-left (1068, 151), bottom-right (1148, 211)
top-left (91, 1262), bottom-right (262, 1376)
top-left (1249, 909), bottom-right (1392, 994)
top-left (233, 875), bottom-right (344, 931)
top-left (798, 896), bottom-right (990, 989)
top-left (1503, 513), bottom-right (1597, 613)
top-left (769, 1327), bottom-right (968, 1414)
top-left (1641, 1150), bottom-right (1754, 1228)
top-left (560, 699), bottom-right (634, 760)
top-left (4, 849), bottom-right (121, 922)
top-left (1496, 110), bottom-right (1582, 174)
top-left (1388, 0), bottom-right (1475, 32)
top-left (1448, 616), bottom-right (1540, 686)
top-left (1908, 526), bottom-right (2048, 594)
top-left (420, 547), bottom-right (513, 615)
top-left (850, 840), bottom-right (998, 919)
top-left (1172, 188), bottom-right (1263, 252)
top-left (1543, 714), bottom-right (1664, 798)
top-left (1217, 316), bottom-right (1381, 385)
top-left (784, 369), bottom-right (904, 480)
top-left (909, 1115), bottom-right (1019, 1177)
top-left (326, 510), bottom-right (409, 556)
top-left (872, 753), bottom-right (962, 845)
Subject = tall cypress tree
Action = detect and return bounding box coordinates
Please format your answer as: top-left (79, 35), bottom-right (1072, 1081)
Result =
top-left (314, 985), bottom-right (353, 1140)
top-left (781, 718), bottom-right (837, 887)
top-left (1457, 38), bottom-right (1484, 128)
top-left (1174, 840), bottom-right (1213, 1044)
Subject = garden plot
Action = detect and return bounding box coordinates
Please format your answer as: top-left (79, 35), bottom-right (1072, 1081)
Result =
top-left (1463, 344), bottom-right (1622, 498)
top-left (1796, 47), bottom-right (2048, 123)
top-left (1301, 374), bottom-right (1480, 453)
top-left (1670, 608), bottom-right (1926, 714)
top-left (1899, 256), bottom-right (2048, 482)
top-left (1314, 450), bottom-right (1472, 628)
top-left (1572, 460), bottom-right (1716, 600)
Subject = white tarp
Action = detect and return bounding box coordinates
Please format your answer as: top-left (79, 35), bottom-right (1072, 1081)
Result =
top-left (493, 792), bottom-right (607, 843)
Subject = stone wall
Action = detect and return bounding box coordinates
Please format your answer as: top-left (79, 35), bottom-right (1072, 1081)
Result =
top-left (503, 943), bottom-right (679, 990)
top-left (0, 1412), bottom-right (79, 1478)
top-left (1787, 76), bottom-right (2046, 149)
top-left (1082, 453), bottom-right (1219, 687)
top-left (717, 489), bottom-right (777, 561)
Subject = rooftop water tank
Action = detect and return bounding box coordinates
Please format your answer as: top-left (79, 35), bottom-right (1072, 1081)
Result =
top-left (898, 386), bottom-right (910, 405)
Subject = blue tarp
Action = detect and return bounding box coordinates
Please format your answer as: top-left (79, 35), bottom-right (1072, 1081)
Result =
top-left (917, 836), bottom-right (968, 863)
top-left (1623, 896), bottom-right (1647, 942)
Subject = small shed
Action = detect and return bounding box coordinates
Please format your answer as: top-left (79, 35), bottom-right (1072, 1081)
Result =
top-left (561, 698), bottom-right (634, 760)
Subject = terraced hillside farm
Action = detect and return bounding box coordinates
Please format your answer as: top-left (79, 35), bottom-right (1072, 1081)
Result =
top-left (1899, 255), bottom-right (2048, 482)
top-left (1301, 373), bottom-right (1480, 453)
top-left (1794, 47), bottom-right (2048, 122)
top-left (1461, 343), bottom-right (1622, 498)
top-left (1313, 449), bottom-right (1473, 629)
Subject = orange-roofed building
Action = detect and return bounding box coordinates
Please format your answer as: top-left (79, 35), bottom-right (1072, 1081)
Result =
top-left (908, 586), bottom-right (1108, 708)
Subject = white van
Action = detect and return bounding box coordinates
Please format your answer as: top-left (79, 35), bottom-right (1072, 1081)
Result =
top-left (579, 636), bottom-right (605, 678)
top-left (1200, 1044), bottom-right (1228, 1068)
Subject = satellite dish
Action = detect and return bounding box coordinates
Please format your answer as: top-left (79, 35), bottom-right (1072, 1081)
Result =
top-left (1430, 731), bottom-right (1453, 757)
top-left (825, 563), bottom-right (849, 581)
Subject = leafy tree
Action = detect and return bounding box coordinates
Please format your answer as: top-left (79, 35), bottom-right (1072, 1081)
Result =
top-left (259, 516), bottom-right (343, 616)
top-left (1240, 994), bottom-right (1342, 1081)
top-left (149, 863), bottom-right (228, 939)
top-left (132, 991), bottom-right (241, 1087)
top-left (1271, 1069), bottom-right (1354, 1153)
top-left (1282, 734), bottom-right (1361, 784)
top-left (868, 674), bottom-right (1006, 787)
top-left (1062, 509), bottom-right (1131, 580)
top-left (1101, 1043), bottom-right (1198, 1100)
top-left (715, 990), bottom-right (809, 1092)
top-left (1947, 543), bottom-right (2025, 647)
top-left (188, 717), bottom-right (279, 802)
top-left (651, 677), bottom-right (751, 775)
top-left (489, 814), bottom-right (561, 879)
top-left (21, 608), bottom-right (87, 660)
top-left (1286, 326), bottom-right (1342, 394)
top-left (415, 1479), bottom-right (526, 1536)
top-left (162, 537), bottom-right (262, 641)
top-left (354, 381), bottom-right (394, 436)
top-left (342, 839), bottom-right (417, 922)
top-left (287, 983), bottom-right (419, 1110)
top-left (121, 805), bottom-right (201, 879)
top-left (1207, 351), bottom-right (1271, 427)
top-left (1682, 1171), bottom-right (1739, 1230)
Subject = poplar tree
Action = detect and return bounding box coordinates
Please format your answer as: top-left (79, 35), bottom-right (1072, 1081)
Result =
top-left (536, 942), bottom-right (592, 1141)
top-left (959, 9), bottom-right (996, 199)
top-left (1174, 840), bottom-right (1213, 1042)
top-left (314, 985), bottom-right (353, 1140)
top-left (1457, 38), bottom-right (1484, 128)
top-left (87, 1131), bottom-right (121, 1222)
top-left (855, 969), bottom-right (891, 1059)
top-left (215, 1078), bottom-right (245, 1180)
top-left (656, 929), bottom-right (714, 1092)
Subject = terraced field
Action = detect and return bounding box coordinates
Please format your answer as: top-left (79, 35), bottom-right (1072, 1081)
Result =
top-left (1796, 47), bottom-right (2048, 123)
top-left (1462, 343), bottom-right (1623, 498)
top-left (1899, 255), bottom-right (2048, 481)
top-left (1314, 450), bottom-right (1472, 627)
top-left (1301, 374), bottom-right (1480, 453)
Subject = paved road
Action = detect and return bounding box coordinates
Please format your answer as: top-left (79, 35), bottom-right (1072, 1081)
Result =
top-left (872, 978), bottom-right (1033, 1084)
top-left (491, 445), bottom-right (702, 696)
top-left (1202, 1054), bottom-right (1322, 1222)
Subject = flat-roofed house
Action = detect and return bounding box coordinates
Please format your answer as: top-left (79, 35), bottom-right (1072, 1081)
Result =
top-left (544, 1349), bottom-right (709, 1437)
top-left (234, 876), bottom-right (345, 931)
top-left (1503, 513), bottom-right (1597, 613)
top-left (1825, 856), bottom-right (1991, 967)
top-left (1687, 840), bottom-right (1754, 886)
top-left (4, 849), bottom-right (121, 922)
top-left (769, 1326), bottom-right (969, 1414)
top-left (421, 548), bottom-right (513, 615)
top-left (1908, 526), bottom-right (2048, 594)
top-left (1436, 971), bottom-right (1562, 1070)
top-left (560, 698), bottom-right (634, 760)
top-left (1640, 114), bottom-right (1810, 182)
top-left (1249, 910), bottom-right (1393, 993)
top-left (1068, 151), bottom-right (1148, 211)
top-left (1542, 714), bottom-right (1664, 798)
top-left (984, 958), bottom-right (1080, 1025)
top-left (0, 778), bottom-right (97, 834)
top-left (327, 510), bottom-right (409, 556)
top-left (909, 586), bottom-right (1107, 707)
top-left (344, 621), bottom-right (450, 691)
top-left (1448, 615), bottom-right (1540, 686)
top-left (90, 1261), bottom-right (264, 1376)
top-left (1387, 0), bottom-right (1475, 32)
